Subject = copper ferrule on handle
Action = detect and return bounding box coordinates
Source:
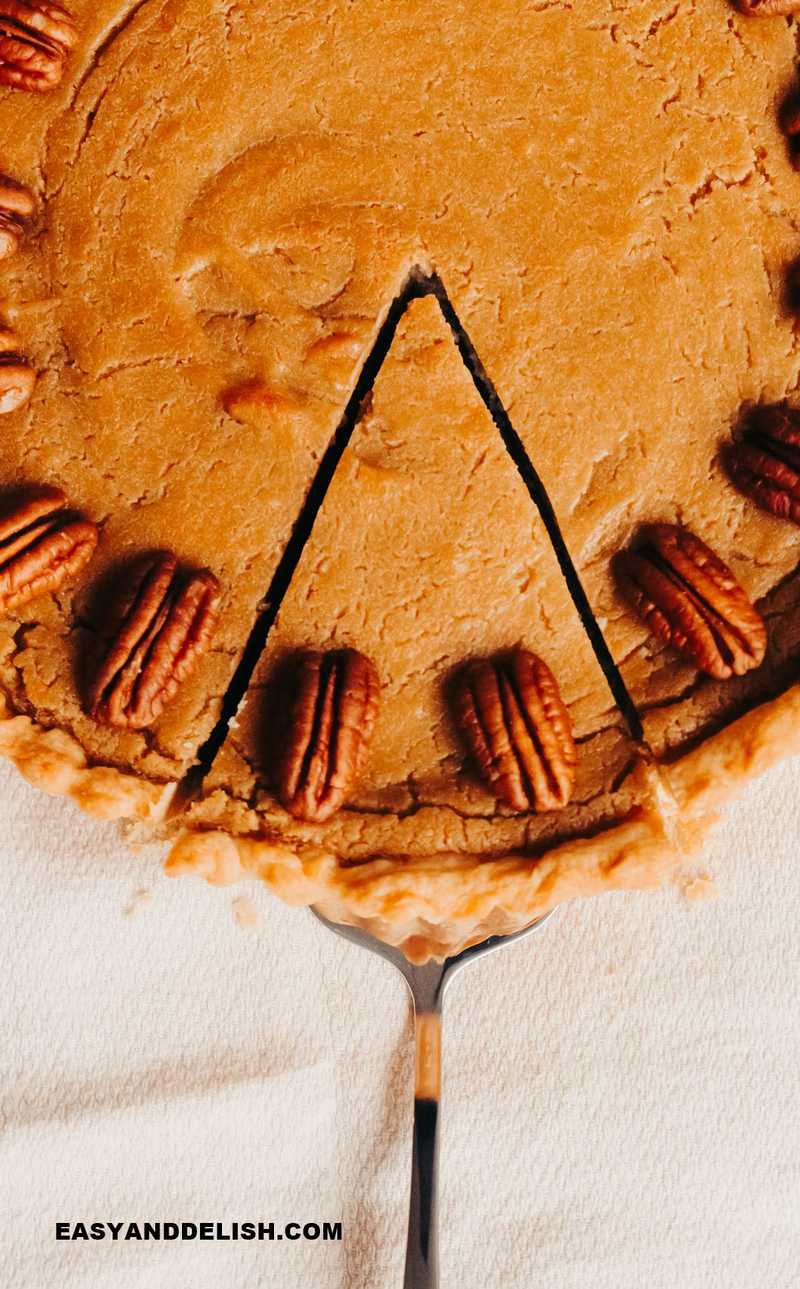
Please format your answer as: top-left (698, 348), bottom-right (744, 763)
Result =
top-left (415, 1012), bottom-right (442, 1102)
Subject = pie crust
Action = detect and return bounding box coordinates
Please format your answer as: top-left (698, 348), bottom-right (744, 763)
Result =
top-left (0, 0), bottom-right (800, 959)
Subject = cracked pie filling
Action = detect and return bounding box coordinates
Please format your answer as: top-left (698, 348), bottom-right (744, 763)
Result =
top-left (1, 0), bottom-right (800, 959)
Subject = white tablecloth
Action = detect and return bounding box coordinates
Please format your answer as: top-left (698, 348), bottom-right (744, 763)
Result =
top-left (3, 755), bottom-right (800, 1288)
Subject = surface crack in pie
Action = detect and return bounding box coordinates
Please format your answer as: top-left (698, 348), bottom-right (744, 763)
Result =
top-left (2, 0), bottom-right (800, 960)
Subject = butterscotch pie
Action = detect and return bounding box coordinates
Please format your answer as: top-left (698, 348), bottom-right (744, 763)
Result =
top-left (3, 0), bottom-right (800, 961)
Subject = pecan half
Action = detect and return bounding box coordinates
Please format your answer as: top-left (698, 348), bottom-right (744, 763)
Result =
top-left (0, 484), bottom-right (97, 612)
top-left (617, 525), bottom-right (766, 681)
top-left (0, 0), bottom-right (76, 91)
top-left (735, 0), bottom-right (800, 13)
top-left (451, 650), bottom-right (576, 813)
top-left (0, 326), bottom-right (35, 413)
top-left (726, 404), bottom-right (800, 526)
top-left (0, 174), bottom-right (34, 261)
top-left (88, 553), bottom-right (222, 730)
top-left (278, 649), bottom-right (380, 823)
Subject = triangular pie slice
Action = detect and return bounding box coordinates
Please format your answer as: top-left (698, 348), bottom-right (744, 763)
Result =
top-left (174, 291), bottom-right (653, 959)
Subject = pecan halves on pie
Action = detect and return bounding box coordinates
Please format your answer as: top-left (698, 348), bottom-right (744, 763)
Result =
top-left (278, 649), bottom-right (381, 823)
top-left (0, 326), bottom-right (34, 412)
top-left (88, 553), bottom-right (222, 730)
top-left (0, 174), bottom-right (34, 261)
top-left (0, 484), bottom-right (97, 612)
top-left (617, 525), bottom-right (766, 681)
top-left (451, 650), bottom-right (576, 814)
top-left (726, 404), bottom-right (800, 526)
top-left (0, 0), bottom-right (76, 91)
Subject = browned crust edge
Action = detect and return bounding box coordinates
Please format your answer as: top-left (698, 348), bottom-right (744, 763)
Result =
top-left (164, 681), bottom-right (800, 960)
top-left (0, 691), bottom-right (165, 819)
top-left (0, 679), bottom-right (797, 960)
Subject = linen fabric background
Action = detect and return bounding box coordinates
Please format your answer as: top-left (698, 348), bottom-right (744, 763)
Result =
top-left (3, 755), bottom-right (800, 1289)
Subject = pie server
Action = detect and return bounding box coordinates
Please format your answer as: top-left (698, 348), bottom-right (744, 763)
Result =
top-left (310, 905), bottom-right (555, 1288)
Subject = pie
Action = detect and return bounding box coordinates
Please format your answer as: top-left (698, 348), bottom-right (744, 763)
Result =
top-left (1, 0), bottom-right (800, 962)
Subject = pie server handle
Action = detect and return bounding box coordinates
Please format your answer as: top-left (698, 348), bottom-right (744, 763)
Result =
top-left (403, 1009), bottom-right (442, 1289)
top-left (308, 905), bottom-right (556, 1287)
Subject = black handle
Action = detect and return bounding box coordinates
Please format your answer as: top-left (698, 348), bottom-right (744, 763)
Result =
top-left (403, 1096), bottom-right (440, 1288)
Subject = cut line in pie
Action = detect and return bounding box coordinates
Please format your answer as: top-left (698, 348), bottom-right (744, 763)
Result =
top-left (174, 265), bottom-right (646, 818)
